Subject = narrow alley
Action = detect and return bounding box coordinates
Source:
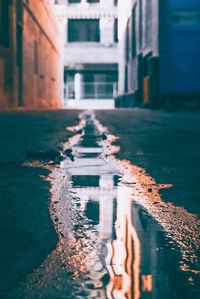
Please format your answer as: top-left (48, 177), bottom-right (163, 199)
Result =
top-left (0, 1), bottom-right (200, 299)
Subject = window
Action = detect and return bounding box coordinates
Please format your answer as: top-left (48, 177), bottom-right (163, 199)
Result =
top-left (68, 19), bottom-right (100, 42)
top-left (68, 0), bottom-right (99, 3)
top-left (16, 25), bottom-right (23, 67)
top-left (145, 0), bottom-right (152, 46)
top-left (125, 11), bottom-right (137, 61)
top-left (139, 0), bottom-right (143, 48)
top-left (34, 41), bottom-right (38, 74)
top-left (68, 0), bottom-right (81, 3)
top-left (114, 19), bottom-right (118, 43)
top-left (131, 6), bottom-right (136, 58)
top-left (87, 0), bottom-right (99, 3)
top-left (125, 20), bottom-right (130, 62)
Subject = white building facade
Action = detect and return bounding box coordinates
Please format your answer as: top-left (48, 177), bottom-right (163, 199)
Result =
top-left (54, 0), bottom-right (118, 109)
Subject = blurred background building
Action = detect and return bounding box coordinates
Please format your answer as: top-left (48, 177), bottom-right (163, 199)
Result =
top-left (1, 0), bottom-right (200, 110)
top-left (0, 0), bottom-right (61, 109)
top-left (54, 0), bottom-right (118, 109)
top-left (117, 0), bottom-right (200, 109)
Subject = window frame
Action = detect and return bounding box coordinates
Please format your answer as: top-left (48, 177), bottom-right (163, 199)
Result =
top-left (67, 19), bottom-right (100, 43)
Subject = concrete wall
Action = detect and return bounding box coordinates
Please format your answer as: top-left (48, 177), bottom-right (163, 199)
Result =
top-left (64, 3), bottom-right (118, 66)
top-left (117, 0), bottom-right (132, 96)
top-left (60, 0), bottom-right (118, 108)
top-left (0, 0), bottom-right (61, 110)
top-left (118, 0), bottom-right (159, 97)
top-left (118, 0), bottom-right (139, 95)
top-left (64, 44), bottom-right (118, 65)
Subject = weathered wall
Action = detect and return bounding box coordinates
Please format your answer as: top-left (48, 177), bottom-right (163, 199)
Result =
top-left (0, 0), bottom-right (61, 109)
top-left (0, 46), bottom-right (16, 109)
top-left (23, 0), bottom-right (61, 108)
top-left (118, 0), bottom-right (159, 97)
top-left (118, 0), bottom-right (200, 107)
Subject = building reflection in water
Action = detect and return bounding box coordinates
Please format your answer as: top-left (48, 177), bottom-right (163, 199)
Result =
top-left (71, 168), bottom-right (153, 299)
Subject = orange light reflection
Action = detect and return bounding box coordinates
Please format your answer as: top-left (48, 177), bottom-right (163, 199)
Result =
top-left (105, 185), bottom-right (152, 299)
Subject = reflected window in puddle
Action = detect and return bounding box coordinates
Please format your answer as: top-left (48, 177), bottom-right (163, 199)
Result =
top-left (85, 201), bottom-right (99, 225)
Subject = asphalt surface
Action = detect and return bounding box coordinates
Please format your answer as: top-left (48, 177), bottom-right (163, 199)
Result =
top-left (96, 109), bottom-right (200, 215)
top-left (0, 110), bottom-right (80, 299)
top-left (0, 108), bottom-right (200, 298)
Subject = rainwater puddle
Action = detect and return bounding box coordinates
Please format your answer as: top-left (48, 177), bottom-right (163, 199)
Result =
top-left (19, 111), bottom-right (200, 299)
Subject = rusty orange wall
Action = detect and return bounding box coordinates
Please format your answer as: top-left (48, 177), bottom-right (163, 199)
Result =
top-left (0, 47), bottom-right (15, 108)
top-left (23, 0), bottom-right (61, 108)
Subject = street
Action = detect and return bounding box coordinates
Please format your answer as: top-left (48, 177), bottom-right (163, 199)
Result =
top-left (0, 109), bottom-right (199, 299)
top-left (1, 0), bottom-right (200, 298)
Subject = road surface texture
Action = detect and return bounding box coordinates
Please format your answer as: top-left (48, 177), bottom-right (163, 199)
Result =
top-left (0, 109), bottom-right (200, 299)
top-left (0, 110), bottom-right (80, 299)
top-left (96, 109), bottom-right (200, 215)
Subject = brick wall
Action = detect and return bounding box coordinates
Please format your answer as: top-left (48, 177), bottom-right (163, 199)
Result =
top-left (0, 0), bottom-right (61, 109)
top-left (23, 0), bottom-right (61, 108)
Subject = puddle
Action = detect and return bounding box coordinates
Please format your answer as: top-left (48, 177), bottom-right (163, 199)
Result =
top-left (18, 111), bottom-right (200, 299)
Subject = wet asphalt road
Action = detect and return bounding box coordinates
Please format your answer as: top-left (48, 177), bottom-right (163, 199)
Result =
top-left (0, 110), bottom-right (79, 299)
top-left (0, 109), bottom-right (200, 298)
top-left (96, 109), bottom-right (200, 215)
